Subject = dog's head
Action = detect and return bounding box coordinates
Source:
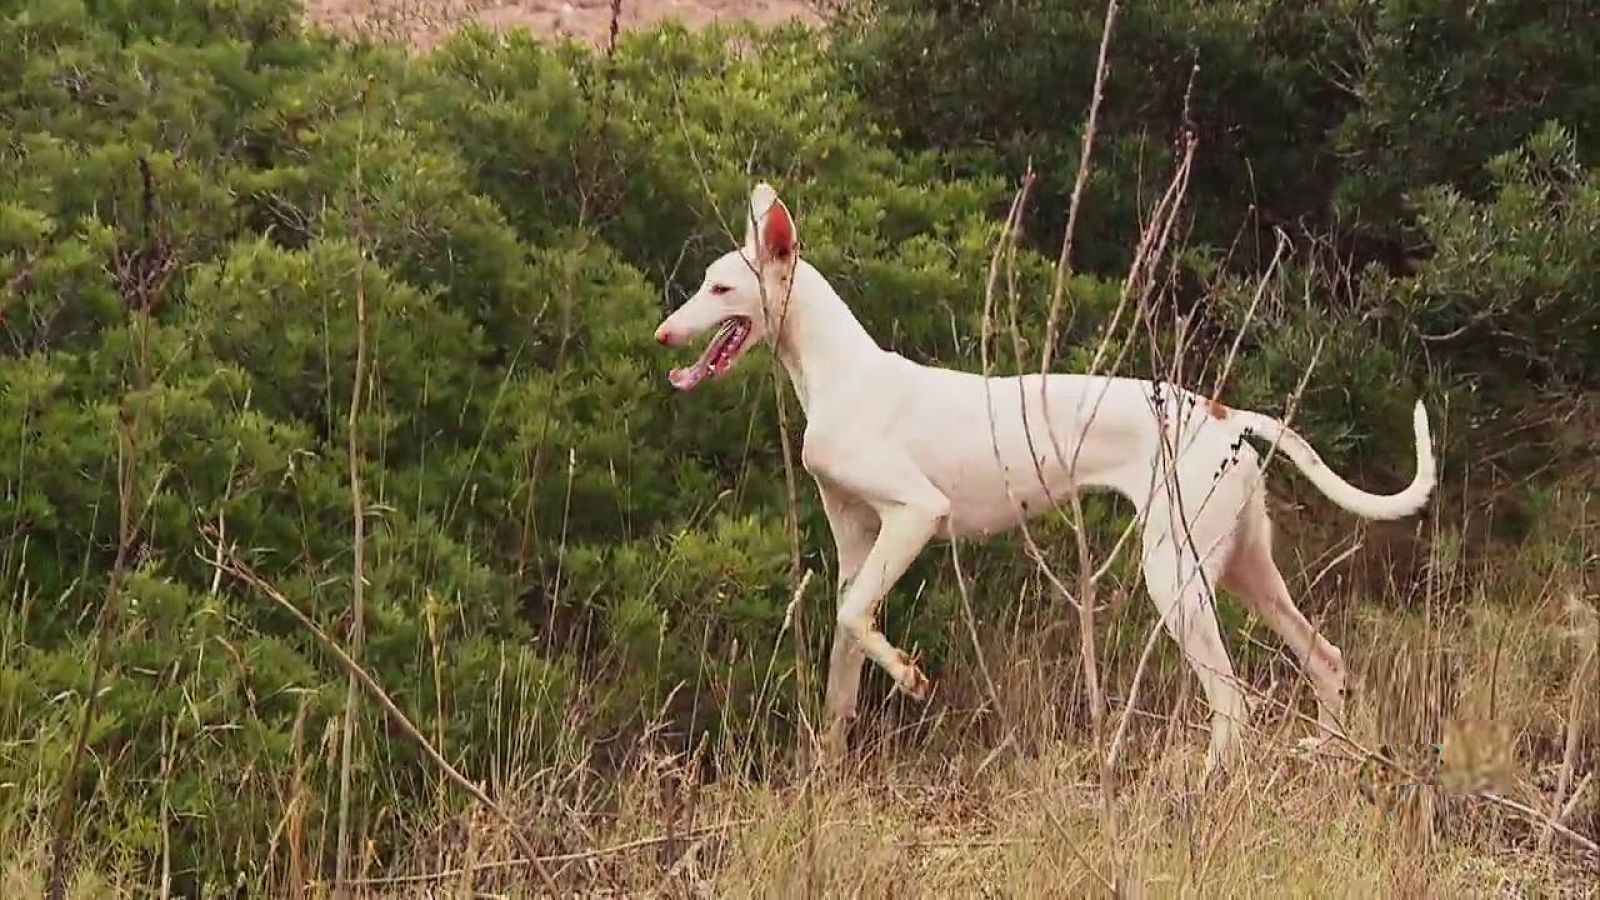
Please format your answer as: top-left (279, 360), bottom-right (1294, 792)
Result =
top-left (653, 183), bottom-right (799, 391)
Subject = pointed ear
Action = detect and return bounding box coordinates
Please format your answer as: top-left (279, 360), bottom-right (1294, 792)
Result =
top-left (743, 183), bottom-right (797, 263)
top-left (743, 182), bottom-right (778, 252)
top-left (761, 200), bottom-right (797, 262)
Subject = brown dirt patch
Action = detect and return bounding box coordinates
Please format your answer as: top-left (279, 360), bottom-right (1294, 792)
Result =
top-left (306, 0), bottom-right (824, 48)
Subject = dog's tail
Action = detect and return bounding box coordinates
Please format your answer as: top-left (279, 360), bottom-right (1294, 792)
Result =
top-left (1231, 400), bottom-right (1436, 520)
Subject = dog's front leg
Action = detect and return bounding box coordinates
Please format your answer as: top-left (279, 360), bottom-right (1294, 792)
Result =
top-left (817, 484), bottom-right (879, 761)
top-left (833, 498), bottom-right (946, 701)
top-left (806, 444), bottom-right (948, 720)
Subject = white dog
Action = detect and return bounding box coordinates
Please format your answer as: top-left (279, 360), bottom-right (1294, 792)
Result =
top-left (654, 184), bottom-right (1436, 770)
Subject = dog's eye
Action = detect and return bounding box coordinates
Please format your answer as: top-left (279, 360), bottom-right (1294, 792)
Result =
top-left (709, 284), bottom-right (732, 295)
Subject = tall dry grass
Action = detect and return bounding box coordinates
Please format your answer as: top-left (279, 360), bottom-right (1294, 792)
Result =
top-left (121, 495), bottom-right (1580, 898)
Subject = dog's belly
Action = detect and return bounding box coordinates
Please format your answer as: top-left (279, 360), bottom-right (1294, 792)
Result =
top-left (908, 416), bottom-right (1127, 539)
top-left (927, 452), bottom-right (1076, 537)
top-left (896, 370), bottom-right (1158, 537)
top-left (901, 402), bottom-right (1060, 533)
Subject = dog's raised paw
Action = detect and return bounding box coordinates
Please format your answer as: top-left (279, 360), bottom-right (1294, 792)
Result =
top-left (894, 651), bottom-right (932, 700)
top-left (900, 667), bottom-right (931, 701)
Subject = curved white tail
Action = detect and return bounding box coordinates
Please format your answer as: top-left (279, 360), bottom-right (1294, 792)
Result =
top-left (1234, 401), bottom-right (1436, 520)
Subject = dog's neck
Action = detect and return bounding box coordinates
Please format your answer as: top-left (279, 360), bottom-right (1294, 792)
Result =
top-left (770, 261), bottom-right (882, 413)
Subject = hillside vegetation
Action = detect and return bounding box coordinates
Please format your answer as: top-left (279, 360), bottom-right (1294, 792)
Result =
top-left (0, 0), bottom-right (1595, 895)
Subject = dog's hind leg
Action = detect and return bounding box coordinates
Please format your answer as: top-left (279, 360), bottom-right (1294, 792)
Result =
top-left (1141, 509), bottom-right (1249, 775)
top-left (1221, 492), bottom-right (1348, 744)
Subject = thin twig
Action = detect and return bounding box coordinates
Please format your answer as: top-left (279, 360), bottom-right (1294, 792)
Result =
top-left (899, 836), bottom-right (1041, 849)
top-left (1105, 617), bottom-right (1165, 771)
top-left (47, 156), bottom-right (163, 900)
top-left (975, 170), bottom-right (1089, 617)
top-left (1558, 772), bottom-right (1593, 825)
top-left (949, 537), bottom-right (1003, 720)
top-left (1041, 803), bottom-right (1118, 893)
top-left (334, 86), bottom-right (371, 896)
top-left (1048, 2), bottom-right (1123, 887)
top-left (46, 437), bottom-right (135, 900)
top-left (1478, 790), bottom-right (1598, 855)
top-left (1542, 634), bottom-right (1595, 854)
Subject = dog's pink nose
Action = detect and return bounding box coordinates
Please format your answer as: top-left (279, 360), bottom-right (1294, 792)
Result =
top-left (655, 325), bottom-right (676, 347)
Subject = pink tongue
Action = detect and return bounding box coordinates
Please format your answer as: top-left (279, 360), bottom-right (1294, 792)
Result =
top-left (668, 362), bottom-right (708, 391)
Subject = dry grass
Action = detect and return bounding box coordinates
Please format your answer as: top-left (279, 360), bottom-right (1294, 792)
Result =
top-left (345, 557), bottom-right (1592, 898)
top-left (408, 593), bottom-right (1586, 898)
top-left (359, 607), bottom-right (1592, 896)
top-left (9, 549), bottom-right (1593, 898)
top-left (19, 527), bottom-right (1586, 898)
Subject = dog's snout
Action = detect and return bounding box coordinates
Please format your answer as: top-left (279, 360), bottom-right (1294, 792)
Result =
top-left (654, 325), bottom-right (676, 347)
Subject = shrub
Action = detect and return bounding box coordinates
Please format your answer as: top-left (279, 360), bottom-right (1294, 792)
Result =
top-left (830, 0), bottom-right (1361, 271)
top-left (0, 3), bottom-right (1060, 887)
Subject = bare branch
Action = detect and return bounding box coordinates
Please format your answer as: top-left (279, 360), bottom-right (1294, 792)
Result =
top-left (334, 86), bottom-right (372, 896)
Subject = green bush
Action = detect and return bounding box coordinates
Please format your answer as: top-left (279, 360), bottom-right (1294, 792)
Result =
top-left (1333, 0), bottom-right (1600, 237)
top-left (1391, 123), bottom-right (1600, 391)
top-left (831, 0), bottom-right (1361, 271)
top-left (0, 2), bottom-right (1055, 887)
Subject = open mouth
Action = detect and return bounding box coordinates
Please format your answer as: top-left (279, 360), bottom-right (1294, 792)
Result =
top-left (668, 317), bottom-right (753, 391)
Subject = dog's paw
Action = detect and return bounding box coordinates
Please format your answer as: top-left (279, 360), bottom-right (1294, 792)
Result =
top-left (894, 651), bottom-right (932, 701)
top-left (900, 667), bottom-right (931, 701)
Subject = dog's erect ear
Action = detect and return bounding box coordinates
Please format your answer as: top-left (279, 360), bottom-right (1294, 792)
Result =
top-left (743, 182), bottom-right (797, 263)
top-left (762, 201), bottom-right (796, 262)
top-left (743, 183), bottom-right (776, 251)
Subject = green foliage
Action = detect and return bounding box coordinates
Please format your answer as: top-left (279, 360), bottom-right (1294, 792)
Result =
top-left (831, 0), bottom-right (1362, 271)
top-left (833, 0), bottom-right (1600, 261)
top-left (1393, 123), bottom-right (1600, 389)
top-left (1334, 0), bottom-right (1600, 235)
top-left (0, 2), bottom-right (1040, 888)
